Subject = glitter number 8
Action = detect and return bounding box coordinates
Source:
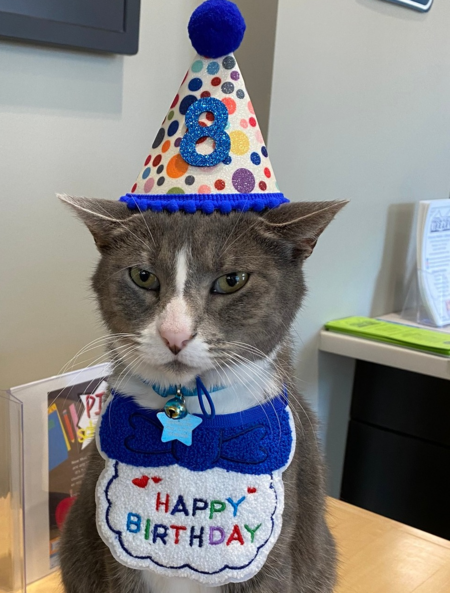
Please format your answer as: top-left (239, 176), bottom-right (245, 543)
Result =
top-left (180, 97), bottom-right (231, 167)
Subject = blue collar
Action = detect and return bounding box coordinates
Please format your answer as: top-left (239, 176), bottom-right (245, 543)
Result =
top-left (99, 390), bottom-right (294, 476)
top-left (151, 382), bottom-right (225, 398)
top-left (140, 376), bottom-right (221, 418)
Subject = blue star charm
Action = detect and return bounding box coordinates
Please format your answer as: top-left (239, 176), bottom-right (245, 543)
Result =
top-left (157, 412), bottom-right (203, 446)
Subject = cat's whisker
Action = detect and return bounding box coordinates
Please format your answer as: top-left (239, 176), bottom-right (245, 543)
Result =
top-left (59, 332), bottom-right (136, 365)
top-left (88, 198), bottom-right (154, 254)
top-left (109, 340), bottom-right (141, 358)
top-left (220, 340), bottom-right (282, 365)
top-left (55, 345), bottom-right (136, 408)
top-left (52, 342), bottom-right (138, 410)
top-left (220, 217), bottom-right (262, 257)
top-left (212, 358), bottom-right (245, 404)
top-left (219, 352), bottom-right (287, 439)
top-left (223, 340), bottom-right (285, 365)
top-left (104, 345), bottom-right (138, 378)
top-left (48, 367), bottom-right (109, 411)
top-left (219, 208), bottom-right (246, 256)
top-left (112, 343), bottom-right (141, 371)
top-left (111, 350), bottom-right (144, 397)
top-left (283, 382), bottom-right (319, 447)
top-left (222, 340), bottom-right (305, 387)
top-left (217, 356), bottom-right (275, 432)
top-left (216, 342), bottom-right (289, 389)
top-left (218, 348), bottom-right (305, 434)
top-left (130, 197), bottom-right (156, 247)
top-left (218, 350), bottom-right (281, 394)
top-left (57, 335), bottom-right (117, 375)
top-left (214, 344), bottom-right (305, 429)
top-left (59, 335), bottom-right (136, 376)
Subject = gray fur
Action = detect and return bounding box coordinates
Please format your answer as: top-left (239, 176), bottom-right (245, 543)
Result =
top-left (59, 196), bottom-right (346, 592)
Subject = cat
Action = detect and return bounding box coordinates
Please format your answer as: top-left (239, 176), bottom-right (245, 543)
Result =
top-left (59, 195), bottom-right (346, 593)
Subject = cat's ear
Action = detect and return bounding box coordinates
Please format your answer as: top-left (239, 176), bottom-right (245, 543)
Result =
top-left (259, 201), bottom-right (348, 259)
top-left (58, 194), bottom-right (137, 250)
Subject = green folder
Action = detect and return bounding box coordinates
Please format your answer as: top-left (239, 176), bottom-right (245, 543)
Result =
top-left (324, 317), bottom-right (450, 356)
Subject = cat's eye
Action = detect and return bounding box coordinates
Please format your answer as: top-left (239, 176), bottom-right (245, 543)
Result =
top-left (211, 272), bottom-right (249, 294)
top-left (129, 267), bottom-right (160, 291)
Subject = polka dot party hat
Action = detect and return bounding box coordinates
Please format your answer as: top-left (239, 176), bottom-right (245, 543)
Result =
top-left (120, 0), bottom-right (289, 215)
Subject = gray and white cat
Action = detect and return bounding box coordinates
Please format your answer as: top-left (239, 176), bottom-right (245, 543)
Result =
top-left (59, 195), bottom-right (345, 593)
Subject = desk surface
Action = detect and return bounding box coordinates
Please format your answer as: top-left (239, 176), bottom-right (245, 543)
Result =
top-left (28, 498), bottom-right (450, 593)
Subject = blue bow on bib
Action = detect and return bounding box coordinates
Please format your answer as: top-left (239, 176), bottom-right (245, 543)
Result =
top-left (99, 392), bottom-right (293, 476)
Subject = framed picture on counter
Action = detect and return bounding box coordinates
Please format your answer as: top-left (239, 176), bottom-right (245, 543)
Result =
top-left (10, 363), bottom-right (110, 584)
top-left (0, 0), bottom-right (140, 54)
top-left (382, 0), bottom-right (433, 11)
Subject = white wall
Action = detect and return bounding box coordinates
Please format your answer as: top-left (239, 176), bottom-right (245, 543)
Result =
top-left (0, 1), bottom-right (199, 389)
top-left (235, 0), bottom-right (278, 140)
top-left (269, 0), bottom-right (450, 494)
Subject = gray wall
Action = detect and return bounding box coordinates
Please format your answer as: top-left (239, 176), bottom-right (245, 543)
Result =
top-left (2, 0), bottom-right (447, 496)
top-left (269, 0), bottom-right (450, 494)
top-left (235, 0), bottom-right (278, 140)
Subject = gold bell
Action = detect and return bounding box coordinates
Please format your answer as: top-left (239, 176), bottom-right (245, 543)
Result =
top-left (164, 388), bottom-right (188, 420)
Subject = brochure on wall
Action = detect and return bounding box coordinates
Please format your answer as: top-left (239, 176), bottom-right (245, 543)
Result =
top-left (9, 363), bottom-right (110, 585)
top-left (417, 199), bottom-right (450, 327)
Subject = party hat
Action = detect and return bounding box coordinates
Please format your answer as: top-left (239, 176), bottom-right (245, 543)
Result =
top-left (120, 0), bottom-right (289, 215)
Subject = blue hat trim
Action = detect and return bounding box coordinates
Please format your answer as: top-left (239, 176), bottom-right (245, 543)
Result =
top-left (119, 192), bottom-right (289, 214)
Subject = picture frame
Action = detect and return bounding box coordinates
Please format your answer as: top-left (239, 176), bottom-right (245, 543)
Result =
top-left (382, 0), bottom-right (433, 11)
top-left (0, 0), bottom-right (140, 55)
top-left (10, 363), bottom-right (110, 584)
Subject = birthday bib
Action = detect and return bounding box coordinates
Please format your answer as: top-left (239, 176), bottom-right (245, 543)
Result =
top-left (95, 392), bottom-right (295, 586)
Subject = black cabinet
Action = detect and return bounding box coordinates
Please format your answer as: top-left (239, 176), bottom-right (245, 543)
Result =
top-left (341, 360), bottom-right (450, 540)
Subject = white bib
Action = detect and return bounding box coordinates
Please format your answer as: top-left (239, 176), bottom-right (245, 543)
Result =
top-left (95, 391), bottom-right (295, 586)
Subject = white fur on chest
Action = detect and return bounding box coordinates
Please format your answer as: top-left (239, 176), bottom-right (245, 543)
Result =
top-left (141, 572), bottom-right (220, 593)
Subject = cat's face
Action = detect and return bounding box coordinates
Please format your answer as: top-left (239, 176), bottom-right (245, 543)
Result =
top-left (63, 197), bottom-right (345, 388)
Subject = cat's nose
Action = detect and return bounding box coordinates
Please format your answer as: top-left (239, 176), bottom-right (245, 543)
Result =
top-left (159, 329), bottom-right (194, 355)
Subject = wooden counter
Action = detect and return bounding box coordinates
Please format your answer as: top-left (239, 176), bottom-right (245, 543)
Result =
top-left (28, 498), bottom-right (450, 593)
top-left (328, 498), bottom-right (450, 593)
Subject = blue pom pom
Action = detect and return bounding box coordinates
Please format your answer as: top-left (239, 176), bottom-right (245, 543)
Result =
top-left (184, 200), bottom-right (197, 214)
top-left (188, 0), bottom-right (246, 59)
top-left (151, 201), bottom-right (163, 212)
top-left (267, 198), bottom-right (280, 209)
top-left (218, 201), bottom-right (232, 214)
top-left (252, 200), bottom-right (265, 212)
top-left (166, 201), bottom-right (179, 213)
top-left (201, 200), bottom-right (215, 214)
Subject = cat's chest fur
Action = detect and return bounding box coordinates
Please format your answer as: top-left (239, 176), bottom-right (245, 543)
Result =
top-left (141, 572), bottom-right (219, 593)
